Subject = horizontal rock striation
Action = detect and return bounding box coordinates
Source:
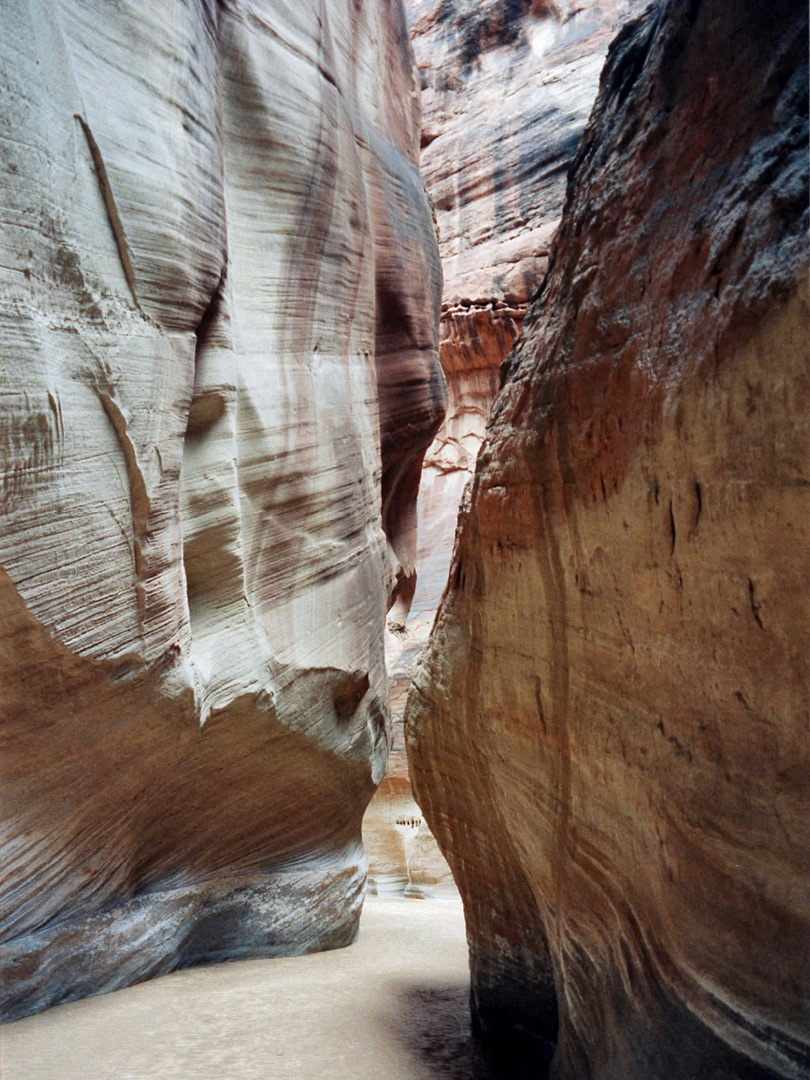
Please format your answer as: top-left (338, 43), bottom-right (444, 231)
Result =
top-left (407, 0), bottom-right (810, 1076)
top-left (0, 0), bottom-right (443, 1019)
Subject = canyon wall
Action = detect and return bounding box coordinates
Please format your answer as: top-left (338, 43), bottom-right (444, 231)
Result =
top-left (364, 0), bottom-right (645, 897)
top-left (410, 0), bottom-right (647, 627)
top-left (406, 0), bottom-right (810, 1076)
top-left (0, 0), bottom-right (443, 1019)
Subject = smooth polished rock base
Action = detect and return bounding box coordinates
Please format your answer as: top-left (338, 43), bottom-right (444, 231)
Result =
top-left (1, 849), bottom-right (365, 1022)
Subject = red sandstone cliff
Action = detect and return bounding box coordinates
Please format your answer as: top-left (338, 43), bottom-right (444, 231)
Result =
top-left (407, 0), bottom-right (810, 1075)
top-left (409, 0), bottom-right (648, 637)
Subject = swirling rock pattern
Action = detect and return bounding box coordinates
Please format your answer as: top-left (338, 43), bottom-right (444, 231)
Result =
top-left (407, 0), bottom-right (810, 1076)
top-left (0, 0), bottom-right (444, 1020)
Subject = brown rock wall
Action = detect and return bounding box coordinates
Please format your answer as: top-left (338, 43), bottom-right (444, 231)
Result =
top-left (410, 0), bottom-right (647, 366)
top-left (406, 0), bottom-right (810, 1076)
top-left (366, 0), bottom-right (645, 900)
top-left (396, 0), bottom-right (648, 651)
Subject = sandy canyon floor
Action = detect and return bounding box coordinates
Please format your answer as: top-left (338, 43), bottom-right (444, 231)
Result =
top-left (0, 897), bottom-right (539, 1080)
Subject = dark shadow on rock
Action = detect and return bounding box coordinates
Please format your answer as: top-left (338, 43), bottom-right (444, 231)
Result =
top-left (391, 984), bottom-right (550, 1079)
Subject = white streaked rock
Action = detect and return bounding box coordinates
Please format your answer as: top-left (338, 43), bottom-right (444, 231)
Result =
top-left (0, 0), bottom-right (444, 1019)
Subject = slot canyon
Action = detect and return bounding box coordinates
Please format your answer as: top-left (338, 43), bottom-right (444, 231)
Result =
top-left (1, 1), bottom-right (807, 1079)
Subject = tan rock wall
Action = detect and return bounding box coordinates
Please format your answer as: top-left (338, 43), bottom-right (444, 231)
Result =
top-left (409, 0), bottom-right (649, 645)
top-left (413, 0), bottom-right (646, 373)
top-left (406, 0), bottom-right (810, 1076)
top-left (0, 0), bottom-right (443, 1019)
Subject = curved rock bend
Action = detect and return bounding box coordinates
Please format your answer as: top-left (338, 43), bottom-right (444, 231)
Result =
top-left (0, 0), bottom-right (443, 1019)
top-left (407, 0), bottom-right (809, 1076)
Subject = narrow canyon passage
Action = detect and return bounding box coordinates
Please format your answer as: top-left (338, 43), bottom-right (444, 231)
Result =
top-left (1, 1), bottom-right (807, 1077)
top-left (0, 898), bottom-right (537, 1080)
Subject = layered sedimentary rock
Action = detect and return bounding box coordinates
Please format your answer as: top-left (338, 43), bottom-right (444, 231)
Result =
top-left (365, 0), bottom-right (644, 899)
top-left (413, 0), bottom-right (646, 358)
top-left (407, 0), bottom-right (810, 1076)
top-left (0, 0), bottom-right (443, 1020)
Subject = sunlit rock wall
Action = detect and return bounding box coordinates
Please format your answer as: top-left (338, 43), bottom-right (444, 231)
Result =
top-left (0, 0), bottom-right (443, 1020)
top-left (407, 0), bottom-right (810, 1076)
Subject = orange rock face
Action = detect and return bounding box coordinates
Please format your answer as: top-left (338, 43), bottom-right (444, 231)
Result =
top-left (406, 0), bottom-right (648, 653)
top-left (407, 0), bottom-right (810, 1076)
top-left (412, 0), bottom-right (646, 340)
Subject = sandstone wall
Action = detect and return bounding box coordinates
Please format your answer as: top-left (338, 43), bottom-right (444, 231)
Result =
top-left (0, 0), bottom-right (444, 1019)
top-left (411, 0), bottom-right (648, 624)
top-left (406, 0), bottom-right (810, 1076)
top-left (364, 0), bottom-right (644, 901)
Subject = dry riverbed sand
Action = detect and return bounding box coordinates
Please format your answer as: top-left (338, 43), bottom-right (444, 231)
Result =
top-left (0, 897), bottom-right (539, 1079)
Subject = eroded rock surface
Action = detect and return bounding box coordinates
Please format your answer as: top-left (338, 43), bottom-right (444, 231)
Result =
top-left (0, 0), bottom-right (443, 1020)
top-left (366, 0), bottom-right (644, 900)
top-left (402, 0), bottom-right (648, 688)
top-left (407, 0), bottom-right (810, 1076)
top-left (412, 0), bottom-right (644, 359)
